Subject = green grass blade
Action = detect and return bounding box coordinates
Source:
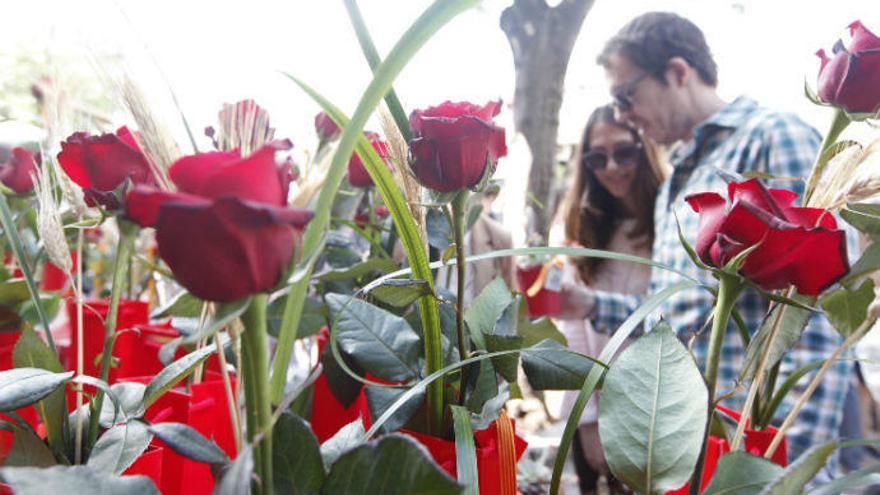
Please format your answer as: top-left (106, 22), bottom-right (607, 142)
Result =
top-left (343, 0), bottom-right (413, 143)
top-left (451, 405), bottom-right (478, 495)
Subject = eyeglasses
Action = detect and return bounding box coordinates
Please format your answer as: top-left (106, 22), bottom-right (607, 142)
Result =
top-left (612, 73), bottom-right (650, 112)
top-left (582, 143), bottom-right (642, 171)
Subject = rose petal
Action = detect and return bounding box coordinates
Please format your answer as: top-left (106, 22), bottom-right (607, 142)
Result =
top-left (684, 192), bottom-right (728, 265)
top-left (154, 197), bottom-right (299, 302)
top-left (125, 185), bottom-right (209, 228)
top-left (0, 147), bottom-right (39, 194)
top-left (57, 126), bottom-right (155, 193)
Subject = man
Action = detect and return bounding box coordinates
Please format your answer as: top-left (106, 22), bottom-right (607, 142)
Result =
top-left (562, 11), bottom-right (853, 480)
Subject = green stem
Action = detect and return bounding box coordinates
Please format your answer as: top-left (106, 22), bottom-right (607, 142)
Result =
top-left (803, 108), bottom-right (850, 204)
top-left (88, 221), bottom-right (136, 449)
top-left (689, 273), bottom-right (742, 495)
top-left (0, 195), bottom-right (56, 354)
top-left (241, 295), bottom-right (273, 495)
top-left (451, 191), bottom-right (469, 364)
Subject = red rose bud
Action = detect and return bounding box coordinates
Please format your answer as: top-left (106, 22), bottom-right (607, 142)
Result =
top-left (817, 21), bottom-right (880, 114)
top-left (0, 147), bottom-right (40, 194)
top-left (125, 140), bottom-right (313, 302)
top-left (314, 111), bottom-right (341, 143)
top-left (408, 100), bottom-right (506, 193)
top-left (57, 126), bottom-right (156, 208)
top-left (347, 131), bottom-right (390, 188)
top-left (685, 179), bottom-right (848, 296)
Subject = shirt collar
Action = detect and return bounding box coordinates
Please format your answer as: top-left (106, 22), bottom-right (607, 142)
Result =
top-left (670, 95), bottom-right (759, 163)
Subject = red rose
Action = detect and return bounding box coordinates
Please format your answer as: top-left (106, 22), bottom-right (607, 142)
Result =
top-left (0, 147), bottom-right (39, 194)
top-left (685, 179), bottom-right (848, 296)
top-left (314, 111), bottom-right (341, 143)
top-left (817, 21), bottom-right (880, 114)
top-left (408, 100), bottom-right (507, 193)
top-left (125, 140), bottom-right (312, 302)
top-left (347, 131), bottom-right (390, 188)
top-left (57, 126), bottom-right (156, 208)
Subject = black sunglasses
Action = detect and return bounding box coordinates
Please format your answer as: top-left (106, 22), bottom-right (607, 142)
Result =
top-left (612, 73), bottom-right (650, 112)
top-left (582, 143), bottom-right (642, 171)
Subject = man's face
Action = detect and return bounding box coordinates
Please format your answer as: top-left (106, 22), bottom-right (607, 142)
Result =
top-left (604, 54), bottom-right (685, 145)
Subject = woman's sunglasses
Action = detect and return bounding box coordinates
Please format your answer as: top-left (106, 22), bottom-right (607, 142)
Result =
top-left (582, 143), bottom-right (642, 171)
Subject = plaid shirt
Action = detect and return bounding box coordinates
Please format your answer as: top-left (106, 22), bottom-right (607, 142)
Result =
top-left (589, 96), bottom-right (853, 472)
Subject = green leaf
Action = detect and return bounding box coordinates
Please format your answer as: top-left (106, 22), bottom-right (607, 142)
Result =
top-left (317, 259), bottom-right (400, 283)
top-left (464, 277), bottom-right (512, 350)
top-left (321, 434), bottom-right (462, 495)
top-left (180, 298), bottom-right (250, 345)
top-left (87, 420), bottom-right (152, 475)
top-left (841, 205), bottom-right (880, 238)
top-left (759, 441), bottom-right (839, 494)
top-left (841, 241), bottom-right (880, 286)
top-left (368, 279), bottom-right (433, 308)
top-left (143, 340), bottom-right (218, 407)
top-left (599, 322), bottom-right (709, 494)
top-left (150, 291), bottom-right (203, 319)
top-left (806, 463), bottom-right (880, 495)
top-left (0, 368), bottom-right (73, 412)
top-left (484, 333), bottom-right (522, 383)
top-left (758, 359), bottom-right (825, 427)
top-left (521, 339), bottom-right (597, 390)
top-left (0, 278), bottom-right (31, 306)
top-left (17, 295), bottom-right (61, 325)
top-left (327, 293), bottom-right (421, 382)
top-left (12, 326), bottom-right (66, 450)
top-left (320, 419), bottom-right (366, 472)
top-left (740, 296), bottom-right (814, 382)
top-left (517, 312), bottom-right (566, 348)
top-left (450, 406), bottom-right (478, 495)
top-left (819, 279), bottom-right (874, 338)
top-left (267, 294), bottom-right (326, 339)
top-left (364, 385), bottom-right (425, 434)
top-left (212, 446), bottom-right (254, 495)
top-left (675, 213), bottom-right (711, 271)
top-left (149, 422), bottom-right (230, 465)
top-left (5, 427), bottom-right (56, 467)
top-left (99, 382), bottom-right (145, 428)
top-left (273, 413), bottom-right (325, 495)
top-left (0, 465), bottom-right (159, 495)
top-left (465, 360), bottom-right (498, 413)
top-left (703, 452), bottom-right (783, 495)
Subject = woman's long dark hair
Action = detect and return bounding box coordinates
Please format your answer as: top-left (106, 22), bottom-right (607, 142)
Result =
top-left (562, 105), bottom-right (665, 284)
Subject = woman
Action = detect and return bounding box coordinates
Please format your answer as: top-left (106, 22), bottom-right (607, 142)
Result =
top-left (556, 104), bottom-right (666, 493)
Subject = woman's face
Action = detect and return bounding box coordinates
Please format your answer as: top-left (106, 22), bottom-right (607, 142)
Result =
top-left (585, 122), bottom-right (641, 201)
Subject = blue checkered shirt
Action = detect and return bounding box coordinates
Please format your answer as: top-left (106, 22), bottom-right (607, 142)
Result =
top-left (588, 96), bottom-right (854, 472)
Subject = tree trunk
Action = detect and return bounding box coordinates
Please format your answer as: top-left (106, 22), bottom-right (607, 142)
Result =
top-left (500, 0), bottom-right (595, 243)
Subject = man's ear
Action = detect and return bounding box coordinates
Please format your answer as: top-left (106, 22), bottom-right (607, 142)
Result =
top-left (665, 56), bottom-right (691, 87)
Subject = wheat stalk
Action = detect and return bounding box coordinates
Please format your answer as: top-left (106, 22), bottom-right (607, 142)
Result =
top-left (119, 77), bottom-right (178, 190)
top-left (379, 108), bottom-right (424, 238)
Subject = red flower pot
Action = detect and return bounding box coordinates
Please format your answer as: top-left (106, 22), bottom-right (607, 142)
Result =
top-left (0, 330), bottom-right (21, 371)
top-left (516, 264), bottom-right (561, 318)
top-left (124, 444), bottom-right (164, 489)
top-left (122, 371), bottom-right (236, 495)
top-left (666, 405), bottom-right (788, 494)
top-left (65, 299), bottom-right (149, 381)
top-left (40, 251), bottom-right (77, 293)
top-left (405, 419), bottom-right (528, 495)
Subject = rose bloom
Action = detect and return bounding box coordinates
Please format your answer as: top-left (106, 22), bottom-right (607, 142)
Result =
top-left (685, 179), bottom-right (848, 296)
top-left (0, 147), bottom-right (39, 194)
top-left (58, 126), bottom-right (156, 208)
top-left (408, 100), bottom-right (507, 193)
top-left (817, 20), bottom-right (880, 114)
top-left (347, 131), bottom-right (390, 188)
top-left (126, 140), bottom-right (312, 302)
top-left (315, 111), bottom-right (341, 143)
